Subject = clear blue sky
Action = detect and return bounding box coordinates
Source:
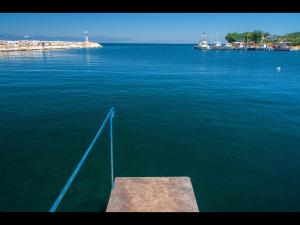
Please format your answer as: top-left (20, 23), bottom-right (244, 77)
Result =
top-left (1, 13), bottom-right (300, 43)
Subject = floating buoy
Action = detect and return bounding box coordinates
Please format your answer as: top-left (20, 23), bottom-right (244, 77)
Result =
top-left (276, 66), bottom-right (281, 72)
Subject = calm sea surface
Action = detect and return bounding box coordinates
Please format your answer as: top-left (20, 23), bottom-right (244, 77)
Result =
top-left (0, 44), bottom-right (300, 211)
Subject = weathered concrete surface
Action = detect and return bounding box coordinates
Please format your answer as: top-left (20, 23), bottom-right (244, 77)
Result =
top-left (106, 177), bottom-right (199, 212)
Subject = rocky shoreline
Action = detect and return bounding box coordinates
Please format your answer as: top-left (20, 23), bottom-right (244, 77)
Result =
top-left (0, 40), bottom-right (102, 51)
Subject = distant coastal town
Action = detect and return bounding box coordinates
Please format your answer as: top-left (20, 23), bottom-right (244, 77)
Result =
top-left (194, 31), bottom-right (300, 51)
top-left (0, 32), bottom-right (102, 51)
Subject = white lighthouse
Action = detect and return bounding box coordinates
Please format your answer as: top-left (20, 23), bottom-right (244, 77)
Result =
top-left (84, 31), bottom-right (89, 43)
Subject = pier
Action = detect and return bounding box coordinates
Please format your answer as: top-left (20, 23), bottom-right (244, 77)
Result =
top-left (49, 107), bottom-right (198, 212)
top-left (0, 40), bottom-right (102, 51)
top-left (106, 177), bottom-right (199, 212)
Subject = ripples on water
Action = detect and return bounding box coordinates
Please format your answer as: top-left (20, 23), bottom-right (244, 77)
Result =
top-left (0, 44), bottom-right (300, 211)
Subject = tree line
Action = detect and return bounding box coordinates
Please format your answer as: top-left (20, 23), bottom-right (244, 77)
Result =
top-left (225, 31), bottom-right (269, 44)
top-left (280, 32), bottom-right (300, 45)
top-left (225, 31), bottom-right (300, 45)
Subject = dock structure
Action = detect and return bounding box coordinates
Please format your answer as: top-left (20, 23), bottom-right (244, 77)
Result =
top-left (48, 108), bottom-right (199, 213)
top-left (106, 177), bottom-right (199, 212)
top-left (0, 40), bottom-right (102, 52)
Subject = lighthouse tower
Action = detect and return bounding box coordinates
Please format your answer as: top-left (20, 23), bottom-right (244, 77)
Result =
top-left (84, 31), bottom-right (89, 43)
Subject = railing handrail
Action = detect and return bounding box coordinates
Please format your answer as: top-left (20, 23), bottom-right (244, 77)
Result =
top-left (49, 107), bottom-right (115, 212)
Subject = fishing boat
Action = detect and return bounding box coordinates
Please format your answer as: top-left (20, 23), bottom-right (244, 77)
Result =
top-left (273, 42), bottom-right (291, 51)
top-left (258, 43), bottom-right (267, 50)
top-left (210, 41), bottom-right (222, 50)
top-left (194, 33), bottom-right (211, 50)
top-left (259, 33), bottom-right (266, 50)
top-left (210, 33), bottom-right (223, 50)
top-left (257, 32), bottom-right (272, 51)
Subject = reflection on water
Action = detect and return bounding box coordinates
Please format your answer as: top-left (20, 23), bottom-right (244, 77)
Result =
top-left (0, 49), bottom-right (78, 61)
top-left (84, 48), bottom-right (91, 65)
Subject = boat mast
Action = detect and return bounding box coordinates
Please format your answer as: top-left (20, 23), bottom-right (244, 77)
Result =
top-left (260, 31), bottom-right (264, 45)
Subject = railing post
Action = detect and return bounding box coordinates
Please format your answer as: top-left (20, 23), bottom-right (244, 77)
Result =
top-left (49, 107), bottom-right (115, 212)
top-left (110, 108), bottom-right (114, 189)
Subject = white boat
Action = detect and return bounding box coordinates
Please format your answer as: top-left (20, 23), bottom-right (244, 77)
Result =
top-left (234, 42), bottom-right (244, 50)
top-left (224, 42), bottom-right (233, 49)
top-left (194, 33), bottom-right (210, 50)
top-left (258, 33), bottom-right (270, 51)
top-left (210, 33), bottom-right (222, 50)
top-left (211, 41), bottom-right (222, 49)
top-left (259, 43), bottom-right (267, 50)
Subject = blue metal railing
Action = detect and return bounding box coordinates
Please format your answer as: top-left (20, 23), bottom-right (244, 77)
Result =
top-left (49, 107), bottom-right (115, 212)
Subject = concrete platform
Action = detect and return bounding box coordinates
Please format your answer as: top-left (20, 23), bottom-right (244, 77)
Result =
top-left (106, 177), bottom-right (199, 212)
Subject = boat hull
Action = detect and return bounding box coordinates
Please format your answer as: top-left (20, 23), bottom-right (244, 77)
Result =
top-left (194, 46), bottom-right (210, 50)
top-left (273, 48), bottom-right (290, 51)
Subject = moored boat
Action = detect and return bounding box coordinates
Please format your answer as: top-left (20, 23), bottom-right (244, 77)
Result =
top-left (244, 46), bottom-right (256, 51)
top-left (210, 41), bottom-right (223, 50)
top-left (194, 33), bottom-right (211, 50)
top-left (273, 42), bottom-right (291, 51)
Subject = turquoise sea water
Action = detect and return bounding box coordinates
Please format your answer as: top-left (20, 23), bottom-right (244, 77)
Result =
top-left (0, 44), bottom-right (300, 211)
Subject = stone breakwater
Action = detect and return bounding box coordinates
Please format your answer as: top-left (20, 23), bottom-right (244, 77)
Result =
top-left (0, 40), bottom-right (102, 51)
